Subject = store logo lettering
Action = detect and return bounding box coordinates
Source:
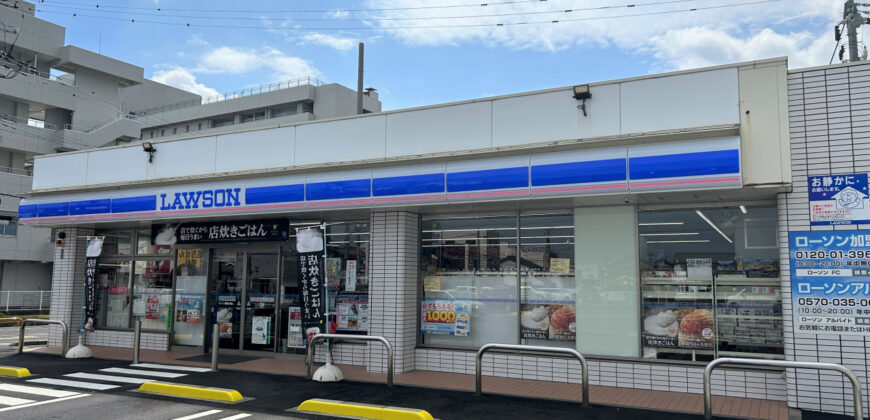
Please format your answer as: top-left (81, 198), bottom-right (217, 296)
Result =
top-left (159, 188), bottom-right (242, 210)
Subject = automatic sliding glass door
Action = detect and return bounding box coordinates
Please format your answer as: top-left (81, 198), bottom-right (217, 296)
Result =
top-left (244, 250), bottom-right (279, 351)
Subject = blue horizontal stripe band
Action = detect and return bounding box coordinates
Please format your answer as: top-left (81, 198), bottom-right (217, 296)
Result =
top-left (69, 199), bottom-right (111, 215)
top-left (37, 202), bottom-right (69, 217)
top-left (629, 149), bottom-right (739, 180)
top-left (373, 173), bottom-right (445, 196)
top-left (246, 184), bottom-right (304, 205)
top-left (447, 166), bottom-right (528, 192)
top-left (531, 158), bottom-right (626, 187)
top-left (111, 195), bottom-right (157, 213)
top-left (306, 179), bottom-right (371, 201)
top-left (17, 204), bottom-right (37, 218)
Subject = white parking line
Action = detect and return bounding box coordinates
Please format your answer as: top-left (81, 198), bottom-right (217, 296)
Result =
top-left (131, 363), bottom-right (212, 373)
top-left (218, 414), bottom-right (251, 420)
top-left (0, 383), bottom-right (79, 398)
top-left (0, 395), bottom-right (35, 406)
top-left (0, 393), bottom-right (89, 412)
top-left (173, 409), bottom-right (223, 420)
top-left (65, 372), bottom-right (151, 384)
top-left (100, 367), bottom-right (186, 378)
top-left (27, 378), bottom-right (120, 391)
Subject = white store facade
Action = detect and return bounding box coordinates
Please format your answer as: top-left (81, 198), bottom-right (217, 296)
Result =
top-left (22, 56), bottom-right (870, 418)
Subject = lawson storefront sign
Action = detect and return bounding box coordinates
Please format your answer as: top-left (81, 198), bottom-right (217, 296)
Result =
top-left (159, 188), bottom-right (243, 211)
top-left (18, 137), bottom-right (742, 225)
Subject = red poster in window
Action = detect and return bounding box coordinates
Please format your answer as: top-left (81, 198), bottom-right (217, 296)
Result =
top-left (146, 296), bottom-right (160, 320)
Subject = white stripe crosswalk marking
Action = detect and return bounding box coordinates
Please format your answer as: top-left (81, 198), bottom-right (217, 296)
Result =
top-left (0, 395), bottom-right (35, 406)
top-left (0, 383), bottom-right (79, 398)
top-left (27, 378), bottom-right (120, 391)
top-left (65, 372), bottom-right (152, 384)
top-left (218, 414), bottom-right (251, 420)
top-left (0, 393), bottom-right (89, 412)
top-left (131, 363), bottom-right (212, 373)
top-left (100, 367), bottom-right (186, 378)
top-left (173, 409), bottom-right (223, 420)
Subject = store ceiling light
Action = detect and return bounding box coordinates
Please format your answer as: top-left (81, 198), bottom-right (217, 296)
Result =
top-left (638, 222), bottom-right (684, 226)
top-left (639, 232), bottom-right (700, 236)
top-left (695, 210), bottom-right (733, 244)
top-left (739, 205), bottom-right (747, 214)
top-left (647, 240), bottom-right (711, 244)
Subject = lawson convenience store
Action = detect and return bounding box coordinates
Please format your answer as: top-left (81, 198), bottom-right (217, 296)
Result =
top-left (24, 57), bottom-right (870, 418)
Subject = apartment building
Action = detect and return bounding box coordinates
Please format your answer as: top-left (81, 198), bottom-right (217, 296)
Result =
top-left (0, 0), bottom-right (379, 295)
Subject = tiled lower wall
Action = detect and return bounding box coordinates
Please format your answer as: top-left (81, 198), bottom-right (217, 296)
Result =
top-left (83, 329), bottom-right (169, 351)
top-left (415, 348), bottom-right (787, 401)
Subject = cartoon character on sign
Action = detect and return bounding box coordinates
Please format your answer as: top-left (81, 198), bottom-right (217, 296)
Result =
top-left (834, 187), bottom-right (867, 209)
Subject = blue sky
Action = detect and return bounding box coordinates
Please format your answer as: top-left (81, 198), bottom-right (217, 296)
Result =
top-left (36, 0), bottom-right (854, 110)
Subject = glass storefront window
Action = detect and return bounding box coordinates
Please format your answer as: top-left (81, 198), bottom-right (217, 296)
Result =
top-left (520, 213), bottom-right (575, 349)
top-left (132, 260), bottom-right (174, 330)
top-left (99, 232), bottom-right (132, 256)
top-left (174, 248), bottom-right (208, 346)
top-left (95, 261), bottom-right (132, 329)
top-left (327, 221), bottom-right (369, 334)
top-left (421, 215), bottom-right (518, 347)
top-left (638, 206), bottom-right (783, 361)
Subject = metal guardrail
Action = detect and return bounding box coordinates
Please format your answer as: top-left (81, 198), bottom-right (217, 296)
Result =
top-left (476, 343), bottom-right (589, 407)
top-left (132, 320), bottom-right (141, 364)
top-left (137, 76), bottom-right (324, 115)
top-left (306, 333), bottom-right (394, 387)
top-left (211, 323), bottom-right (220, 371)
top-left (18, 318), bottom-right (68, 356)
top-left (0, 317), bottom-right (23, 326)
top-left (704, 357), bottom-right (863, 420)
top-left (1, 291), bottom-right (51, 313)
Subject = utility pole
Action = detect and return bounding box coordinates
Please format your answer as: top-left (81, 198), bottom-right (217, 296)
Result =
top-left (843, 0), bottom-right (866, 62)
top-left (356, 42), bottom-right (364, 115)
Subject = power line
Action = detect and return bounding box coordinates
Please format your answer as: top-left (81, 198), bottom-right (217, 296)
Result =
top-left (37, 0), bottom-right (701, 22)
top-left (39, 0), bottom-right (558, 14)
top-left (35, 0), bottom-right (780, 31)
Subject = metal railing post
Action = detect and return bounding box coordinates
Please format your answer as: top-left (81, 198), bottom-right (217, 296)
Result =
top-left (475, 343), bottom-right (588, 407)
top-left (306, 333), bottom-right (394, 387)
top-left (132, 320), bottom-right (141, 364)
top-left (17, 319), bottom-right (24, 354)
top-left (5, 291), bottom-right (9, 313)
top-left (17, 319), bottom-right (68, 356)
top-left (210, 323), bottom-right (220, 372)
top-left (39, 291), bottom-right (43, 312)
top-left (704, 357), bottom-right (863, 420)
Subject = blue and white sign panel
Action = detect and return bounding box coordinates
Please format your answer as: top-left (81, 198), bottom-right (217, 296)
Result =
top-left (809, 173), bottom-right (870, 225)
top-left (790, 231), bottom-right (870, 335)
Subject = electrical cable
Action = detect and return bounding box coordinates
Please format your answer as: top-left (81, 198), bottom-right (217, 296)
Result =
top-left (37, 0), bottom-right (702, 22)
top-left (39, 0), bottom-right (570, 14)
top-left (34, 0), bottom-right (780, 31)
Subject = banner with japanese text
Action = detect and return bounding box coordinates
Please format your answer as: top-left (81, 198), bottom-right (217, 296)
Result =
top-left (790, 230), bottom-right (870, 335)
top-left (421, 299), bottom-right (470, 336)
top-left (296, 227), bottom-right (325, 344)
top-left (152, 219), bottom-right (289, 244)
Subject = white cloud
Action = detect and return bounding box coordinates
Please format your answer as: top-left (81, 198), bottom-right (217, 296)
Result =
top-left (362, 0), bottom-right (840, 69)
top-left (192, 46), bottom-right (321, 81)
top-left (199, 47), bottom-right (263, 74)
top-left (151, 67), bottom-right (220, 98)
top-left (649, 27), bottom-right (832, 70)
top-left (300, 33), bottom-right (357, 51)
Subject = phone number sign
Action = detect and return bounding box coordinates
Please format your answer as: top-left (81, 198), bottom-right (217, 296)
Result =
top-left (790, 231), bottom-right (870, 335)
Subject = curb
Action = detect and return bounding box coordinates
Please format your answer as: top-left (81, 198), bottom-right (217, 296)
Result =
top-left (137, 381), bottom-right (243, 403)
top-left (0, 366), bottom-right (31, 378)
top-left (296, 398), bottom-right (435, 420)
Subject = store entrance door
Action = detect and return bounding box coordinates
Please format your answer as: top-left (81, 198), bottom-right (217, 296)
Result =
top-left (209, 250), bottom-right (244, 350)
top-left (243, 249), bottom-right (279, 351)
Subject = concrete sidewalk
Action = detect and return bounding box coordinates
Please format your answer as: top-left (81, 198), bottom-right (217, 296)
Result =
top-left (22, 345), bottom-right (794, 420)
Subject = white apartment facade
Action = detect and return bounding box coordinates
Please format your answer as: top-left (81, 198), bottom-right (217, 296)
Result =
top-left (0, 0), bottom-right (380, 296)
